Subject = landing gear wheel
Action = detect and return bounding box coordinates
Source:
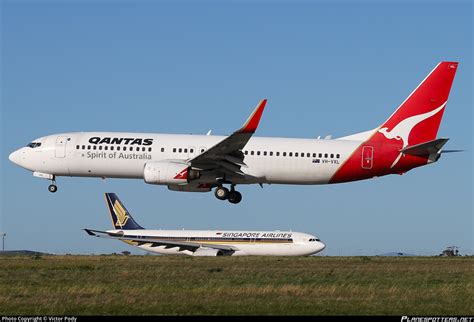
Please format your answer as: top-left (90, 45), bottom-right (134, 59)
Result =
top-left (214, 186), bottom-right (229, 200)
top-left (48, 184), bottom-right (58, 193)
top-left (228, 190), bottom-right (242, 204)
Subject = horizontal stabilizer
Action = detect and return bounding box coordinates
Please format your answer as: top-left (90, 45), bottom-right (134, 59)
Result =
top-left (400, 138), bottom-right (449, 156)
top-left (441, 149), bottom-right (465, 154)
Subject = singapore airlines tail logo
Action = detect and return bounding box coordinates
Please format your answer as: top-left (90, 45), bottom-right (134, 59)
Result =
top-left (113, 200), bottom-right (129, 227)
top-left (378, 102), bottom-right (446, 168)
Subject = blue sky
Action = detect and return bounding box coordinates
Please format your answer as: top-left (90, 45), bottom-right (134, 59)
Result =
top-left (1, 0), bottom-right (472, 255)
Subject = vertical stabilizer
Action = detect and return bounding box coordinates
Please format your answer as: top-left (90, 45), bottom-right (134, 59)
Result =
top-left (104, 193), bottom-right (144, 230)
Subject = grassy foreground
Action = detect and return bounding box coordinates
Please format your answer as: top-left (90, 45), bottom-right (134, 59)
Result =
top-left (0, 255), bottom-right (472, 315)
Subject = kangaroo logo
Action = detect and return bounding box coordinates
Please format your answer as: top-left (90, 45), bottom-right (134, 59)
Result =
top-left (378, 102), bottom-right (446, 168)
top-left (174, 168), bottom-right (188, 180)
top-left (113, 200), bottom-right (129, 227)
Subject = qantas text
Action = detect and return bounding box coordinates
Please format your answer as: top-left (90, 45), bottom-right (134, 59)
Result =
top-left (89, 137), bottom-right (153, 146)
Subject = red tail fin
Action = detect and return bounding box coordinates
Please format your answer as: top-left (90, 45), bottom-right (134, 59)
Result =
top-left (330, 62), bottom-right (458, 184)
top-left (378, 62), bottom-right (458, 148)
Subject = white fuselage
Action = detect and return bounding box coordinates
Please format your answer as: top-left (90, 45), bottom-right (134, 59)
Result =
top-left (110, 229), bottom-right (325, 256)
top-left (9, 132), bottom-right (363, 186)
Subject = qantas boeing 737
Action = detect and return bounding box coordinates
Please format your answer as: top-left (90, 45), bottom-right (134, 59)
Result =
top-left (85, 193), bottom-right (325, 256)
top-left (9, 62), bottom-right (458, 204)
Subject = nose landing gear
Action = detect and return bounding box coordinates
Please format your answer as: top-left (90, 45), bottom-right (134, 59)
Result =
top-left (48, 176), bottom-right (58, 193)
top-left (214, 185), bottom-right (242, 204)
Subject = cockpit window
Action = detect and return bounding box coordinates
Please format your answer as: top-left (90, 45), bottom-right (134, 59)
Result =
top-left (27, 142), bottom-right (42, 148)
top-left (309, 238), bottom-right (321, 242)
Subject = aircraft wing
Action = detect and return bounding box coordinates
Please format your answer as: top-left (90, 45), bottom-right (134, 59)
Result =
top-left (84, 229), bottom-right (238, 253)
top-left (188, 99), bottom-right (267, 178)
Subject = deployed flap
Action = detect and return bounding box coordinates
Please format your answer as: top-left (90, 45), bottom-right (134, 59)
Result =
top-left (400, 138), bottom-right (449, 156)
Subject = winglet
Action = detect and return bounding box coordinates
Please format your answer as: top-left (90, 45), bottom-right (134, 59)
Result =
top-left (238, 99), bottom-right (267, 133)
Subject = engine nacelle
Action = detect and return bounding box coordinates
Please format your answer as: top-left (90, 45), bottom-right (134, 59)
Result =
top-left (193, 247), bottom-right (224, 257)
top-left (144, 161), bottom-right (199, 185)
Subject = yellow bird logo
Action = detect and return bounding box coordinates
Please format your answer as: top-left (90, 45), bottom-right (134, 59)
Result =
top-left (113, 200), bottom-right (129, 227)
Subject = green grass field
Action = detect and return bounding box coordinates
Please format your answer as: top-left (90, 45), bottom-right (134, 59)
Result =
top-left (0, 255), bottom-right (472, 315)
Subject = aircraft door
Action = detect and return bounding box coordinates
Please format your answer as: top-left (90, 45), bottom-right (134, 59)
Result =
top-left (361, 146), bottom-right (373, 169)
top-left (55, 136), bottom-right (68, 158)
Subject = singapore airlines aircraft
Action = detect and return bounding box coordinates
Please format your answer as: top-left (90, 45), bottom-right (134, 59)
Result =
top-left (85, 193), bottom-right (326, 256)
top-left (9, 62), bottom-right (458, 204)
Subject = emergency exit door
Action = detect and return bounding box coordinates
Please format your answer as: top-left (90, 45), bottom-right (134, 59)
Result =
top-left (361, 146), bottom-right (373, 169)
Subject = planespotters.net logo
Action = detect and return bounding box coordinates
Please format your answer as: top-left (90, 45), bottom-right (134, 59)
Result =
top-left (401, 317), bottom-right (474, 322)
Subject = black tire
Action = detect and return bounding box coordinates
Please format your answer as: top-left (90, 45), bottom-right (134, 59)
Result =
top-left (214, 187), bottom-right (229, 200)
top-left (48, 184), bottom-right (58, 193)
top-left (228, 190), bottom-right (242, 204)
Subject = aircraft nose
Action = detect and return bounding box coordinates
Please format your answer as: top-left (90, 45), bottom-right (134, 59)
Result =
top-left (317, 241), bottom-right (326, 252)
top-left (9, 149), bottom-right (21, 165)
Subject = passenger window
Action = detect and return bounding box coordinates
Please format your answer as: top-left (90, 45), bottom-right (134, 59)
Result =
top-left (301, 153), bottom-right (305, 158)
top-left (263, 151), bottom-right (267, 156)
top-left (76, 145), bottom-right (79, 150)
top-left (313, 153), bottom-right (316, 158)
top-left (184, 148), bottom-right (188, 153)
top-left (307, 153), bottom-right (310, 157)
top-left (129, 147), bottom-right (133, 151)
top-left (201, 149), bottom-right (205, 153)
top-left (330, 154), bottom-right (334, 158)
top-left (283, 152), bottom-right (286, 157)
top-left (105, 146), bottom-right (108, 151)
top-left (251, 151), bottom-right (254, 155)
top-left (161, 148), bottom-right (165, 152)
top-left (93, 145), bottom-right (97, 150)
top-left (173, 148), bottom-right (177, 153)
top-left (190, 149), bottom-right (193, 153)
top-left (295, 152), bottom-right (298, 157)
top-left (289, 152), bottom-right (293, 157)
top-left (148, 147), bottom-right (152, 152)
top-left (111, 146), bottom-right (114, 151)
top-left (270, 151), bottom-right (273, 156)
top-left (99, 146), bottom-right (102, 150)
top-left (244, 151), bottom-right (248, 155)
top-left (324, 153), bottom-right (328, 158)
top-left (319, 153), bottom-right (322, 158)
top-left (336, 154), bottom-right (340, 158)
top-left (276, 152), bottom-right (280, 156)
top-left (257, 151), bottom-right (261, 156)
top-left (82, 145), bottom-right (85, 150)
top-left (117, 147), bottom-right (121, 151)
top-left (178, 148), bottom-right (182, 153)
top-left (141, 147), bottom-right (145, 152)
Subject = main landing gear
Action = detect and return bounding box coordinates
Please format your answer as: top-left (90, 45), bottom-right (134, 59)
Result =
top-left (214, 185), bottom-right (242, 204)
top-left (48, 176), bottom-right (58, 193)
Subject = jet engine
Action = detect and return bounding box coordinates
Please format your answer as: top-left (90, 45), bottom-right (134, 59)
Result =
top-left (143, 161), bottom-right (200, 185)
